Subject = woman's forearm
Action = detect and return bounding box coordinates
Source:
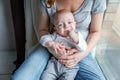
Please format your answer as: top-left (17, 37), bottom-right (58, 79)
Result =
top-left (38, 11), bottom-right (50, 39)
top-left (83, 13), bottom-right (103, 57)
top-left (85, 31), bottom-right (101, 55)
top-left (38, 29), bottom-right (50, 38)
top-left (76, 31), bottom-right (101, 60)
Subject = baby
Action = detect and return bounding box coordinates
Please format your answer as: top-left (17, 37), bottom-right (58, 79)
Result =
top-left (40, 9), bottom-right (87, 80)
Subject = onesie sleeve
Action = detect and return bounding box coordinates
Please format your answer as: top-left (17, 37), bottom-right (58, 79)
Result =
top-left (39, 34), bottom-right (53, 46)
top-left (75, 32), bottom-right (87, 52)
top-left (92, 0), bottom-right (106, 13)
top-left (39, 33), bottom-right (57, 46)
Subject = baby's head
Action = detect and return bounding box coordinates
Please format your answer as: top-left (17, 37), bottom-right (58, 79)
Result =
top-left (53, 9), bottom-right (76, 37)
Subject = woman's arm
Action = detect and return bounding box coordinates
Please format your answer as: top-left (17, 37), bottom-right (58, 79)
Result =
top-left (85, 13), bottom-right (104, 56)
top-left (59, 12), bottom-right (104, 67)
top-left (38, 11), bottom-right (50, 38)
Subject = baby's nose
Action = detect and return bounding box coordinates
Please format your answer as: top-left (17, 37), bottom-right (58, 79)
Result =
top-left (64, 24), bottom-right (69, 29)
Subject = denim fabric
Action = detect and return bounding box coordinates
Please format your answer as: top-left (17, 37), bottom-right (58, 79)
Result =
top-left (75, 53), bottom-right (106, 80)
top-left (41, 57), bottom-right (79, 80)
top-left (11, 44), bottom-right (106, 80)
top-left (12, 44), bottom-right (51, 80)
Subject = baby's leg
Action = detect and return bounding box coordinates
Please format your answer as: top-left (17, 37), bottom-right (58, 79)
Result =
top-left (58, 65), bottom-right (79, 80)
top-left (41, 57), bottom-right (59, 80)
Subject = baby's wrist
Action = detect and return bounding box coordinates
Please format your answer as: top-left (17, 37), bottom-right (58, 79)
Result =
top-left (44, 41), bottom-right (54, 48)
top-left (70, 32), bottom-right (79, 43)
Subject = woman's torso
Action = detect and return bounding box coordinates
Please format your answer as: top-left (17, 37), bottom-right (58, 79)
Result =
top-left (39, 0), bottom-right (104, 40)
top-left (49, 0), bottom-right (92, 39)
top-left (56, 0), bottom-right (85, 13)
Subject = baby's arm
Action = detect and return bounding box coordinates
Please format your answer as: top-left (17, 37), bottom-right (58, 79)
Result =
top-left (67, 31), bottom-right (87, 51)
top-left (40, 34), bottom-right (70, 57)
top-left (68, 31), bottom-right (79, 44)
top-left (75, 32), bottom-right (87, 52)
top-left (39, 34), bottom-right (53, 47)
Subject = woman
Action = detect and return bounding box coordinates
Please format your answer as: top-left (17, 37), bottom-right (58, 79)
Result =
top-left (12, 0), bottom-right (106, 80)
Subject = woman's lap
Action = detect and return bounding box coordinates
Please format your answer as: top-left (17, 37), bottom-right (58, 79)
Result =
top-left (11, 44), bottom-right (51, 80)
top-left (75, 53), bottom-right (106, 80)
top-left (12, 44), bottom-right (106, 80)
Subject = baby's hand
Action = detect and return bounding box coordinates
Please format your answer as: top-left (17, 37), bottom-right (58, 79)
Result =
top-left (45, 41), bottom-right (70, 58)
top-left (44, 41), bottom-right (62, 57)
top-left (59, 42), bottom-right (71, 55)
top-left (68, 31), bottom-right (78, 44)
top-left (68, 31), bottom-right (76, 38)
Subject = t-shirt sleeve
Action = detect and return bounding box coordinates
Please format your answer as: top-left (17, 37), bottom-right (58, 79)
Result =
top-left (92, 0), bottom-right (106, 13)
top-left (38, 0), bottom-right (47, 13)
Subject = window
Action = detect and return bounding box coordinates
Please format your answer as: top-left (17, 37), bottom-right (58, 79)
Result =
top-left (96, 0), bottom-right (120, 79)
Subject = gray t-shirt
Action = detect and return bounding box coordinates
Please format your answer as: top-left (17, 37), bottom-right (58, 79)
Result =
top-left (38, 0), bottom-right (106, 40)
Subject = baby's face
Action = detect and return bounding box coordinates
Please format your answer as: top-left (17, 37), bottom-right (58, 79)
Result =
top-left (54, 12), bottom-right (76, 37)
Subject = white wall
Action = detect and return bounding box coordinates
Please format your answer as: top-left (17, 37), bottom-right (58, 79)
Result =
top-left (0, 0), bottom-right (16, 50)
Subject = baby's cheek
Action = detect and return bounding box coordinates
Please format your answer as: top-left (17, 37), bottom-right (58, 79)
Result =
top-left (71, 27), bottom-right (75, 31)
top-left (56, 30), bottom-right (62, 35)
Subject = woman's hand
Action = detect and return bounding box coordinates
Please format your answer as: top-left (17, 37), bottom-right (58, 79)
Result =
top-left (45, 41), bottom-right (70, 59)
top-left (58, 48), bottom-right (84, 68)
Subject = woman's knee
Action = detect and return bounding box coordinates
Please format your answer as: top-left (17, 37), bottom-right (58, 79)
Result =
top-left (11, 44), bottom-right (51, 80)
top-left (75, 54), bottom-right (106, 80)
top-left (24, 44), bottom-right (51, 67)
top-left (75, 70), bottom-right (106, 80)
top-left (29, 44), bottom-right (50, 60)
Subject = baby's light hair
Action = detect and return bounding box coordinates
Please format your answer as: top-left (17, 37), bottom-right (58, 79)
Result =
top-left (46, 0), bottom-right (56, 8)
top-left (53, 9), bottom-right (73, 25)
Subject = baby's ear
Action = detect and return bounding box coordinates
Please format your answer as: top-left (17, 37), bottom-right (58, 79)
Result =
top-left (53, 26), bottom-right (56, 31)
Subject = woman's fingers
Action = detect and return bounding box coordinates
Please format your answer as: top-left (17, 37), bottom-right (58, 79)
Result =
top-left (58, 53), bottom-right (76, 65)
top-left (59, 48), bottom-right (77, 59)
top-left (59, 56), bottom-right (77, 68)
top-left (59, 57), bottom-right (75, 64)
top-left (59, 42), bottom-right (71, 50)
top-left (58, 49), bottom-right (82, 67)
top-left (65, 62), bottom-right (77, 68)
top-left (68, 48), bottom-right (78, 55)
top-left (59, 54), bottom-right (75, 60)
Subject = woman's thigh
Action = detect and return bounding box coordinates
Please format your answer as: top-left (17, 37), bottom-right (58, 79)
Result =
top-left (75, 53), bottom-right (106, 80)
top-left (11, 44), bottom-right (51, 80)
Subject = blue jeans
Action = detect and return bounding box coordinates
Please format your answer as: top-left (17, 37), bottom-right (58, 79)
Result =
top-left (11, 44), bottom-right (106, 80)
